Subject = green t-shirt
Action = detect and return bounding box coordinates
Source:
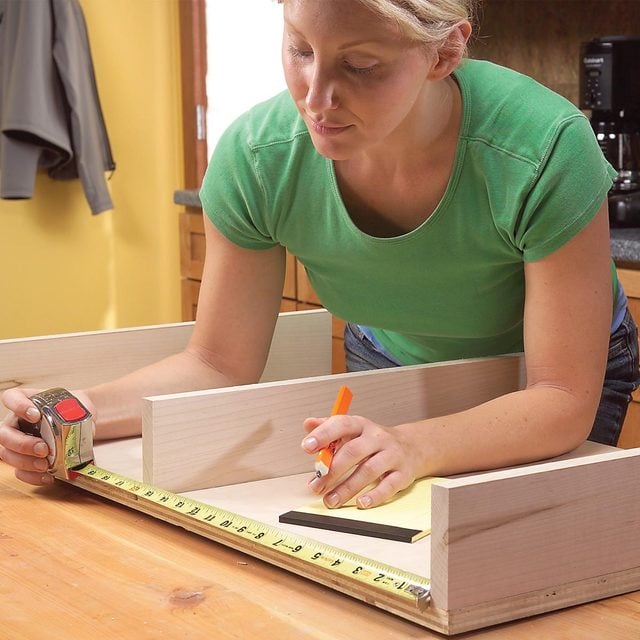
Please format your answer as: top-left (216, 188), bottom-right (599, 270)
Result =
top-left (200, 59), bottom-right (617, 365)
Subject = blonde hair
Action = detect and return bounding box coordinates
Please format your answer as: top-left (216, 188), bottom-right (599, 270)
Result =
top-left (276, 1), bottom-right (476, 52)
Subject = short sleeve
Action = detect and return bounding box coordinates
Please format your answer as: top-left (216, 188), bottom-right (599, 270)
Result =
top-left (514, 115), bottom-right (617, 262)
top-left (198, 116), bottom-right (278, 251)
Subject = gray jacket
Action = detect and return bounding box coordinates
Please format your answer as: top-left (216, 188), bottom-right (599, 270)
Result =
top-left (0, 0), bottom-right (115, 214)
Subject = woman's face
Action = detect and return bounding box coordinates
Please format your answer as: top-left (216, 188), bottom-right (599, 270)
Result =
top-left (282, 0), bottom-right (438, 161)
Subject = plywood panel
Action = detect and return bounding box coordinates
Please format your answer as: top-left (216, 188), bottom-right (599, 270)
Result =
top-left (89, 433), bottom-right (640, 634)
top-left (142, 354), bottom-right (525, 491)
top-left (0, 310), bottom-right (332, 421)
top-left (619, 400), bottom-right (640, 448)
top-left (181, 278), bottom-right (200, 321)
top-left (179, 211), bottom-right (205, 280)
top-left (283, 251), bottom-right (297, 300)
top-left (618, 268), bottom-right (640, 301)
top-left (296, 261), bottom-right (322, 305)
top-left (431, 449), bottom-right (640, 614)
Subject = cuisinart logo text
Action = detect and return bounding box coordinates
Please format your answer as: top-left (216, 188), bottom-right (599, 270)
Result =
top-left (583, 56), bottom-right (605, 65)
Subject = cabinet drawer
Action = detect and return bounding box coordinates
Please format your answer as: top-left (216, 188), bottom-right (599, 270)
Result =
top-left (619, 398), bottom-right (640, 448)
top-left (615, 268), bottom-right (640, 448)
top-left (181, 278), bottom-right (201, 322)
top-left (296, 261), bottom-right (322, 305)
top-left (283, 252), bottom-right (297, 300)
top-left (180, 212), bottom-right (205, 280)
top-left (618, 268), bottom-right (640, 299)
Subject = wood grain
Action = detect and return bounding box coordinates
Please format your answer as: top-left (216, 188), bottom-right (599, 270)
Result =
top-left (142, 353), bottom-right (525, 491)
top-left (0, 461), bottom-right (432, 640)
top-left (617, 268), bottom-right (640, 300)
top-left (431, 448), bottom-right (640, 631)
top-left (619, 400), bottom-right (640, 448)
top-left (0, 309), bottom-right (332, 421)
top-left (78, 439), bottom-right (640, 634)
top-left (179, 211), bottom-right (206, 280)
top-left (4, 316), bottom-right (640, 634)
top-left (178, 0), bottom-right (207, 189)
top-left (6, 457), bottom-right (639, 639)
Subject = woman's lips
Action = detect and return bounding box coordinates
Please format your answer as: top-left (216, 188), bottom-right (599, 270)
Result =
top-left (308, 118), bottom-right (352, 136)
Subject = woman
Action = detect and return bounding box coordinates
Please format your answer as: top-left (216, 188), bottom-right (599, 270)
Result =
top-left (2, 0), bottom-right (638, 512)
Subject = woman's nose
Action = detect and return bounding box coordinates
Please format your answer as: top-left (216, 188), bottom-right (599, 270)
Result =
top-left (305, 64), bottom-right (338, 115)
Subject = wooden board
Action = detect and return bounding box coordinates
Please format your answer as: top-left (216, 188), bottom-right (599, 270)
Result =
top-left (138, 368), bottom-right (640, 633)
top-left (142, 353), bottom-right (525, 491)
top-left (89, 436), bottom-right (640, 634)
top-left (3, 323), bottom-right (640, 634)
top-left (0, 309), bottom-right (332, 421)
top-left (4, 458), bottom-right (640, 640)
top-left (0, 459), bottom-right (448, 640)
top-left (430, 448), bottom-right (640, 633)
top-left (93, 437), bottom-right (431, 578)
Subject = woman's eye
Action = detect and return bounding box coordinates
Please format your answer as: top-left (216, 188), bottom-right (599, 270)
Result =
top-left (288, 45), bottom-right (313, 60)
top-left (286, 44), bottom-right (379, 76)
top-left (345, 61), bottom-right (378, 76)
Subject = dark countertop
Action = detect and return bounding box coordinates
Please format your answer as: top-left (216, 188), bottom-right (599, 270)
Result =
top-left (174, 190), bottom-right (640, 268)
top-left (174, 189), bottom-right (201, 208)
top-left (610, 228), bottom-right (640, 268)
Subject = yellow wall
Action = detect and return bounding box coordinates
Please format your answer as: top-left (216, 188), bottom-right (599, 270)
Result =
top-left (0, 0), bottom-right (184, 339)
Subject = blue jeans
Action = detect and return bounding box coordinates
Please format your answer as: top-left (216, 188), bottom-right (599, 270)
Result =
top-left (344, 310), bottom-right (640, 446)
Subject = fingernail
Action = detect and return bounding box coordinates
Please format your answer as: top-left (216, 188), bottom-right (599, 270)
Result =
top-left (26, 407), bottom-right (40, 421)
top-left (309, 476), bottom-right (324, 493)
top-left (41, 474), bottom-right (54, 485)
top-left (33, 442), bottom-right (49, 457)
top-left (324, 492), bottom-right (339, 508)
top-left (302, 437), bottom-right (318, 453)
top-left (357, 495), bottom-right (373, 509)
top-left (34, 458), bottom-right (49, 472)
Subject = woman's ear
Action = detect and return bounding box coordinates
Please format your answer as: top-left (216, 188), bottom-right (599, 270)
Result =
top-left (428, 20), bottom-right (472, 80)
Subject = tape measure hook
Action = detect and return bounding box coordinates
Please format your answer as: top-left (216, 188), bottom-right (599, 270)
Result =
top-left (406, 584), bottom-right (431, 610)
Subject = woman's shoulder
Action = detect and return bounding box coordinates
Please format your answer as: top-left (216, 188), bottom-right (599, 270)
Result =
top-left (455, 59), bottom-right (586, 163)
top-left (221, 91), bottom-right (310, 152)
top-left (456, 59), bottom-right (578, 114)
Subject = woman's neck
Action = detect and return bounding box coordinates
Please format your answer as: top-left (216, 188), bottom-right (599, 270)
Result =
top-left (338, 75), bottom-right (461, 179)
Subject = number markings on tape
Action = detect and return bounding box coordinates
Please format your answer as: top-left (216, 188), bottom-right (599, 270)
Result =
top-left (72, 463), bottom-right (430, 606)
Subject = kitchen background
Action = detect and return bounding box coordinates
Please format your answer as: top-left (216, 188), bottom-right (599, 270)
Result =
top-left (1, 0), bottom-right (639, 341)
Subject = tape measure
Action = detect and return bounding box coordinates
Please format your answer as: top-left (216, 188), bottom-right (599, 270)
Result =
top-left (20, 389), bottom-right (431, 610)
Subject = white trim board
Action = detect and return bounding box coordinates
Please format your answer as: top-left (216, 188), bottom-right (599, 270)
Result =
top-left (0, 309), bottom-right (332, 421)
top-left (142, 353), bottom-right (526, 491)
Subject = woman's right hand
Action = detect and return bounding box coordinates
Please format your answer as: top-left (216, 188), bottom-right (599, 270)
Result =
top-left (0, 387), bottom-right (54, 485)
top-left (1, 387), bottom-right (95, 486)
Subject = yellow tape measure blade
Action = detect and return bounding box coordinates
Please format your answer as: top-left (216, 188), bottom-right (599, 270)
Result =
top-left (70, 464), bottom-right (430, 609)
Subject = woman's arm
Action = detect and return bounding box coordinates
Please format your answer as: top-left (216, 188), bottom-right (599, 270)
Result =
top-left (88, 216), bottom-right (287, 439)
top-left (304, 201), bottom-right (613, 509)
top-left (0, 216), bottom-right (286, 482)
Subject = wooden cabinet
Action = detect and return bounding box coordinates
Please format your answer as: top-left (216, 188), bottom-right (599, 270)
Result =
top-left (179, 209), bottom-right (205, 321)
top-left (179, 209), bottom-right (346, 374)
top-left (616, 269), bottom-right (640, 448)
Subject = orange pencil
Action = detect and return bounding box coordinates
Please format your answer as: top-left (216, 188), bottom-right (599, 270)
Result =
top-left (314, 385), bottom-right (353, 478)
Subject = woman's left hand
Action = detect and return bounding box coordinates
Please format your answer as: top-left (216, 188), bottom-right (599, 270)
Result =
top-left (301, 414), bottom-right (420, 509)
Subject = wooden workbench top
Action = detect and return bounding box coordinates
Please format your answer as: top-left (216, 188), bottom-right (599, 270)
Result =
top-left (2, 460), bottom-right (639, 639)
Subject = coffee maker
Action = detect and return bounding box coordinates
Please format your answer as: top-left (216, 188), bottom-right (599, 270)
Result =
top-left (580, 36), bottom-right (640, 227)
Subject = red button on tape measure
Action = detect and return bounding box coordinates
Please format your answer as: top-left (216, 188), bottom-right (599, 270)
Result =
top-left (54, 398), bottom-right (87, 422)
